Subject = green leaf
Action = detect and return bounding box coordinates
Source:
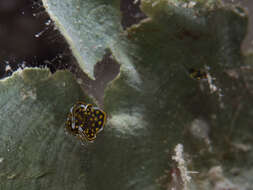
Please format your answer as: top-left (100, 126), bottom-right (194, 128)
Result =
top-left (38, 0), bottom-right (253, 189)
top-left (0, 68), bottom-right (92, 189)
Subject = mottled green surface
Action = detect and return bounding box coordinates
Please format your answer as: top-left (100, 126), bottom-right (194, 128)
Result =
top-left (4, 0), bottom-right (253, 189)
top-left (0, 69), bottom-right (93, 190)
top-left (42, 0), bottom-right (122, 79)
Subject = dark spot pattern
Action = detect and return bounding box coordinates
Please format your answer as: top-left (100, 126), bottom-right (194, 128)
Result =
top-left (65, 101), bottom-right (106, 142)
top-left (189, 68), bottom-right (208, 80)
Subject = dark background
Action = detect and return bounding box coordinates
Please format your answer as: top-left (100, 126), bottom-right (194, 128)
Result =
top-left (0, 0), bottom-right (72, 78)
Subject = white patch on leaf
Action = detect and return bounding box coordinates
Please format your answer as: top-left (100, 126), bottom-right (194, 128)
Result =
top-left (108, 112), bottom-right (146, 136)
top-left (20, 88), bottom-right (37, 100)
